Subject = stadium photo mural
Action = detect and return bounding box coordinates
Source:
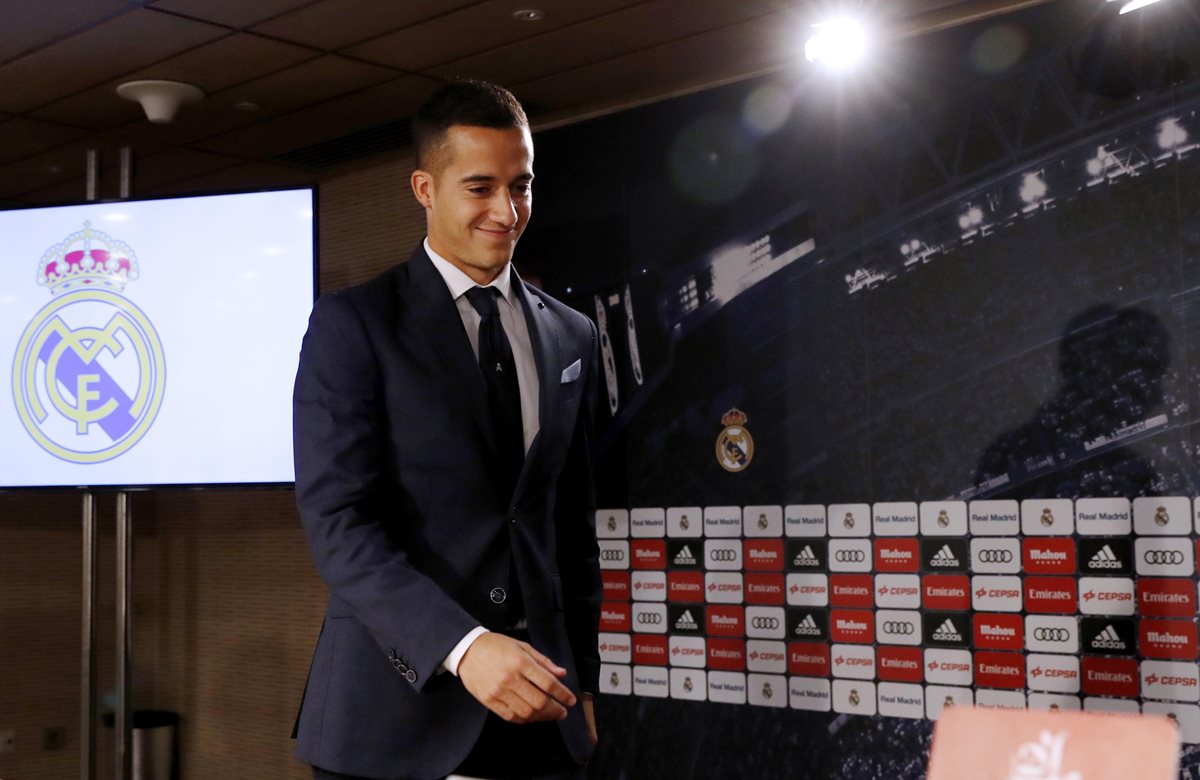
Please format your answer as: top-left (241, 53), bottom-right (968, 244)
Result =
top-left (512, 3), bottom-right (1200, 778)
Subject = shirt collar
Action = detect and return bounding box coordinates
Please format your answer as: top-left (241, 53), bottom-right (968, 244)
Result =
top-left (424, 237), bottom-right (516, 306)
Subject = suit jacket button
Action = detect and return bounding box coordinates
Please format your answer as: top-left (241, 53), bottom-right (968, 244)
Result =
top-left (490, 587), bottom-right (506, 604)
top-left (405, 669), bottom-right (418, 683)
top-left (392, 659), bottom-right (402, 670)
top-left (387, 650), bottom-right (396, 661)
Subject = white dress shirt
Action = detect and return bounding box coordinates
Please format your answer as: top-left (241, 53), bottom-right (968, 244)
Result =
top-left (424, 238), bottom-right (539, 675)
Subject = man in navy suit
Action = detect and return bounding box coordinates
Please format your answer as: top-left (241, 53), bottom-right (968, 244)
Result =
top-left (292, 81), bottom-right (601, 780)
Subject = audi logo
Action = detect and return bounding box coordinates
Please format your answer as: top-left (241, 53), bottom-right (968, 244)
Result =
top-left (600, 549), bottom-right (625, 561)
top-left (1144, 551), bottom-right (1185, 565)
top-left (751, 617), bottom-right (780, 629)
top-left (835, 550), bottom-right (866, 563)
top-left (976, 549), bottom-right (1013, 563)
top-left (1034, 627), bottom-right (1070, 641)
top-left (636, 613), bottom-right (663, 625)
top-left (709, 549), bottom-right (739, 562)
top-left (882, 621), bottom-right (915, 635)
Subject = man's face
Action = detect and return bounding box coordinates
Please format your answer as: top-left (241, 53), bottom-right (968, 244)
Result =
top-left (412, 124), bottom-right (534, 285)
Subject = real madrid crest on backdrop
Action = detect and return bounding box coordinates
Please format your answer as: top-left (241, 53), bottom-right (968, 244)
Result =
top-left (12, 222), bottom-right (165, 464)
top-left (716, 408), bottom-right (754, 473)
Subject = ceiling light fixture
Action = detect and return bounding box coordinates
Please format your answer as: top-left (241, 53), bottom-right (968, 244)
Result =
top-left (805, 17), bottom-right (869, 71)
top-left (1107, 0), bottom-right (1167, 14)
top-left (512, 9), bottom-right (545, 22)
top-left (116, 80), bottom-right (204, 123)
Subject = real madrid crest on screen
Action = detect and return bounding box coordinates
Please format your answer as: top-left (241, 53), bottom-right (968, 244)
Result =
top-left (715, 407), bottom-right (754, 473)
top-left (12, 222), bottom-right (165, 464)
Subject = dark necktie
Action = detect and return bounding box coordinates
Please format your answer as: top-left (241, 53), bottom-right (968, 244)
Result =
top-left (464, 286), bottom-right (525, 492)
top-left (464, 286), bottom-right (526, 626)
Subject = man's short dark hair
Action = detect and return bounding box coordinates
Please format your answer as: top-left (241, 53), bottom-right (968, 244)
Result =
top-left (413, 80), bottom-right (529, 171)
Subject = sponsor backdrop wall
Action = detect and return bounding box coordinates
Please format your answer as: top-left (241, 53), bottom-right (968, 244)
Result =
top-left (514, 5), bottom-right (1200, 778)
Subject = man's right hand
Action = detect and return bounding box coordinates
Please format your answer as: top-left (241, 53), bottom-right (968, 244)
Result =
top-left (457, 632), bottom-right (577, 723)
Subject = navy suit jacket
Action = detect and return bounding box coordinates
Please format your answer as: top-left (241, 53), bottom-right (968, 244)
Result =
top-left (292, 246), bottom-right (601, 780)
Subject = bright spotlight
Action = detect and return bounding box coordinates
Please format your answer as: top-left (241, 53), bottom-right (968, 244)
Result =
top-left (1158, 118), bottom-right (1188, 150)
top-left (1019, 172), bottom-right (1048, 204)
top-left (805, 18), bottom-right (868, 71)
top-left (1110, 0), bottom-right (1168, 14)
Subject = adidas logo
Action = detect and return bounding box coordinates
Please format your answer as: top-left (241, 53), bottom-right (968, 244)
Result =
top-left (1088, 545), bottom-right (1123, 570)
top-left (674, 610), bottom-right (699, 631)
top-left (793, 545), bottom-right (819, 567)
top-left (673, 545), bottom-right (697, 566)
top-left (932, 619), bottom-right (962, 642)
top-left (793, 614), bottom-right (821, 636)
top-left (929, 544), bottom-right (960, 567)
top-left (1091, 625), bottom-right (1126, 650)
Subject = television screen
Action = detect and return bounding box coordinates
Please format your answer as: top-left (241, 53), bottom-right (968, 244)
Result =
top-left (0, 187), bottom-right (315, 488)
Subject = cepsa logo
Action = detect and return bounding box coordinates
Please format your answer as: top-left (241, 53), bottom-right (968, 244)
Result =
top-left (1081, 656), bottom-right (1139, 698)
top-left (745, 573), bottom-right (786, 605)
top-left (601, 571), bottom-right (630, 601)
top-left (922, 575), bottom-right (970, 611)
top-left (975, 652), bottom-right (1025, 690)
top-left (829, 574), bottom-right (874, 609)
top-left (1022, 538), bottom-right (1076, 575)
top-left (1139, 619), bottom-right (1199, 660)
top-left (1137, 578), bottom-right (1196, 618)
top-left (744, 540), bottom-right (784, 572)
top-left (830, 609), bottom-right (875, 644)
top-left (874, 539), bottom-right (920, 573)
top-left (1140, 661), bottom-right (1200, 701)
top-left (705, 573), bottom-right (744, 604)
top-left (599, 602), bottom-right (631, 632)
top-left (787, 574), bottom-right (829, 607)
top-left (1078, 577), bottom-right (1136, 616)
top-left (787, 641), bottom-right (830, 676)
top-left (1023, 576), bottom-right (1078, 614)
top-left (706, 605), bottom-right (745, 637)
top-left (973, 613), bottom-right (1023, 651)
top-left (876, 646), bottom-right (923, 683)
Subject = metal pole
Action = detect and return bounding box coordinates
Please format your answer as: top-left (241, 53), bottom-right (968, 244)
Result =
top-left (119, 147), bottom-right (132, 200)
top-left (115, 492), bottom-right (132, 780)
top-left (80, 493), bottom-right (97, 780)
top-left (85, 150), bottom-right (99, 202)
top-left (81, 148), bottom-right (101, 780)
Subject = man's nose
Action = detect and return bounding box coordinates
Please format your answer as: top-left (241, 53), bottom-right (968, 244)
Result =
top-left (490, 191), bottom-right (518, 227)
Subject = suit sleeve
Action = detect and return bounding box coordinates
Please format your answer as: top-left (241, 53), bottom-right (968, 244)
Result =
top-left (293, 292), bottom-right (479, 692)
top-left (555, 317), bottom-right (603, 693)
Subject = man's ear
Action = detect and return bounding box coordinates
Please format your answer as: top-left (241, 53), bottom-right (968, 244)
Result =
top-left (411, 169), bottom-right (433, 209)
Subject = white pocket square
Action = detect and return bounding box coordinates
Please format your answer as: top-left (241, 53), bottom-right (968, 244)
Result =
top-left (560, 359), bottom-right (582, 384)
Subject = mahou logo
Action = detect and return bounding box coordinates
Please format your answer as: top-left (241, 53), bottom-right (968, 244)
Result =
top-left (973, 613), bottom-right (1023, 651)
top-left (830, 609), bottom-right (875, 644)
top-left (1139, 619), bottom-right (1199, 660)
top-left (874, 539), bottom-right (920, 573)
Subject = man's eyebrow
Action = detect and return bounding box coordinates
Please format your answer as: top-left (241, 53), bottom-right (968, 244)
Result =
top-left (459, 173), bottom-right (534, 184)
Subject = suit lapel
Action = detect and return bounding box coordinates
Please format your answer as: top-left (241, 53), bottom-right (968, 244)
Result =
top-left (513, 270), bottom-right (560, 499)
top-left (397, 246), bottom-right (501, 464)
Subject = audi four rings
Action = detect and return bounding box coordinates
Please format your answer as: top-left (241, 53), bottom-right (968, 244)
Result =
top-left (1144, 550), bottom-right (1185, 564)
top-left (882, 621), bottom-right (916, 634)
top-left (1033, 627), bottom-right (1071, 641)
top-left (975, 549), bottom-right (1013, 563)
top-left (751, 617), bottom-right (780, 629)
top-left (709, 549), bottom-right (739, 562)
top-left (835, 550), bottom-right (866, 563)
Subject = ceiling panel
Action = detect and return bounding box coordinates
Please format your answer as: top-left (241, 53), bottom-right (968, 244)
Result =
top-left (345, 0), bottom-right (644, 72)
top-left (429, 0), bottom-right (797, 87)
top-left (29, 35), bottom-right (320, 130)
top-left (0, 118), bottom-right (90, 166)
top-left (149, 0), bottom-right (315, 29)
top-left (124, 147), bottom-right (246, 191)
top-left (192, 74), bottom-right (433, 158)
top-left (140, 160), bottom-right (314, 197)
top-left (0, 9), bottom-right (228, 114)
top-left (251, 0), bottom-right (482, 51)
top-left (516, 17), bottom-right (793, 113)
top-left (0, 149), bottom-right (89, 201)
top-left (0, 0), bottom-right (134, 63)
